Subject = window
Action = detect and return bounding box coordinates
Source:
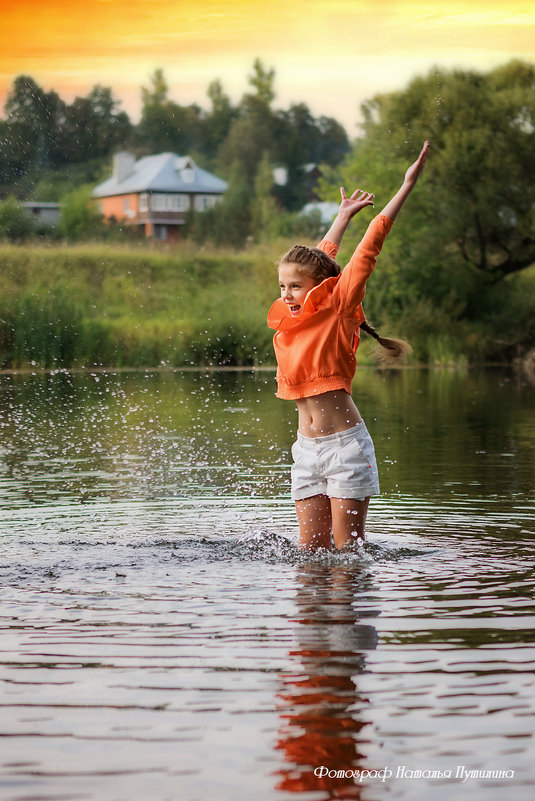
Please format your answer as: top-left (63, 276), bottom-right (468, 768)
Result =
top-left (194, 195), bottom-right (218, 212)
top-left (150, 194), bottom-right (188, 212)
top-left (123, 197), bottom-right (130, 212)
top-left (139, 193), bottom-right (149, 213)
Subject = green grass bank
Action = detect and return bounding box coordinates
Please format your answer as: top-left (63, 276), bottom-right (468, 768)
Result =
top-left (1, 242), bottom-right (534, 369)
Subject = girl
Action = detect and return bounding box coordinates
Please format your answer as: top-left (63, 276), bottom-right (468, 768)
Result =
top-left (268, 141), bottom-right (429, 551)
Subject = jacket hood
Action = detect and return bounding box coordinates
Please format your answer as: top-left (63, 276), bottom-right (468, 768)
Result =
top-left (267, 275), bottom-right (339, 331)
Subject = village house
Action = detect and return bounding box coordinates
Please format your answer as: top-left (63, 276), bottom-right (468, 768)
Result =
top-left (22, 202), bottom-right (62, 228)
top-left (92, 152), bottom-right (228, 241)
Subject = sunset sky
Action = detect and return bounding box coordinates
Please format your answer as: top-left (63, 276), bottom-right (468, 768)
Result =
top-left (1, 0), bottom-right (534, 133)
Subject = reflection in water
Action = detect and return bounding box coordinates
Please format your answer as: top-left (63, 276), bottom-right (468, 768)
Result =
top-left (275, 563), bottom-right (379, 799)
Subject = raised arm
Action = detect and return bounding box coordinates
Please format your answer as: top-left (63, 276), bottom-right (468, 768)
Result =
top-left (334, 141), bottom-right (430, 312)
top-left (320, 188), bottom-right (375, 247)
top-left (380, 141), bottom-right (430, 221)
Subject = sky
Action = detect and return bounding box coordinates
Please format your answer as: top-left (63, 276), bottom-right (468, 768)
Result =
top-left (1, 0), bottom-right (534, 133)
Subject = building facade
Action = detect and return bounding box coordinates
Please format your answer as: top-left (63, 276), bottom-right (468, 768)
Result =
top-left (93, 152), bottom-right (227, 241)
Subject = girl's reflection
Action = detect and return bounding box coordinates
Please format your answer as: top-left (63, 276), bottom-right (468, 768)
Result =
top-left (274, 562), bottom-right (379, 799)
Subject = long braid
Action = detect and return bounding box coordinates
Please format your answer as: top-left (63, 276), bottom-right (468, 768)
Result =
top-left (360, 319), bottom-right (412, 364)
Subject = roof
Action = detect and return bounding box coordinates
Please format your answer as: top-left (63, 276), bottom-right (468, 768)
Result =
top-left (22, 202), bottom-right (62, 209)
top-left (92, 152), bottom-right (228, 198)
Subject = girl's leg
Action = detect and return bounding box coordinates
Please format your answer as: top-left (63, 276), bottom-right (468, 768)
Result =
top-left (330, 497), bottom-right (370, 550)
top-left (295, 494), bottom-right (333, 551)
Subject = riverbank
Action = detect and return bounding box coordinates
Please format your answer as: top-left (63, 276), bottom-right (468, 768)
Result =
top-left (1, 242), bottom-right (534, 369)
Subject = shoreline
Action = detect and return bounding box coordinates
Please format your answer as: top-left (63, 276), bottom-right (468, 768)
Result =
top-left (0, 362), bottom-right (513, 376)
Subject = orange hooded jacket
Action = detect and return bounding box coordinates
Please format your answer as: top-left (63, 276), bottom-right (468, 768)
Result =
top-left (267, 214), bottom-right (394, 400)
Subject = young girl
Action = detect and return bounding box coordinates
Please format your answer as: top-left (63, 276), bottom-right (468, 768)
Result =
top-left (268, 141), bottom-right (429, 551)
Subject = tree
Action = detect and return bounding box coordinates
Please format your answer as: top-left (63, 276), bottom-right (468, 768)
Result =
top-left (199, 80), bottom-right (237, 163)
top-left (251, 151), bottom-right (278, 241)
top-left (217, 60), bottom-right (280, 184)
top-left (320, 60), bottom-right (535, 359)
top-left (62, 86), bottom-right (131, 163)
top-left (351, 60), bottom-right (535, 285)
top-left (138, 69), bottom-right (203, 154)
top-left (59, 185), bottom-right (105, 240)
top-left (186, 160), bottom-right (251, 247)
top-left (4, 75), bottom-right (66, 170)
top-left (247, 58), bottom-right (276, 106)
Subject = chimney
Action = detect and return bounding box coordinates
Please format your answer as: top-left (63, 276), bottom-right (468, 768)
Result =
top-left (113, 152), bottom-right (136, 184)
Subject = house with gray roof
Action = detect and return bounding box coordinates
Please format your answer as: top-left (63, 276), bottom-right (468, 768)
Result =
top-left (92, 152), bottom-right (227, 241)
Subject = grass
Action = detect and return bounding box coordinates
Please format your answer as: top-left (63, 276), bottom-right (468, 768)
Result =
top-left (1, 240), bottom-right (534, 369)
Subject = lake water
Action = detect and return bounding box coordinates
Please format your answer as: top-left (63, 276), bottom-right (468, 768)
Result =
top-left (0, 367), bottom-right (534, 801)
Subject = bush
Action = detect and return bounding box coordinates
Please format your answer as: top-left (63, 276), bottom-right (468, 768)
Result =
top-left (59, 185), bottom-right (106, 241)
top-left (0, 197), bottom-right (34, 241)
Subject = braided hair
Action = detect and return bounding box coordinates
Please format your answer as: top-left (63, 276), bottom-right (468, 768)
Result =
top-left (278, 245), bottom-right (341, 281)
top-left (359, 320), bottom-right (412, 364)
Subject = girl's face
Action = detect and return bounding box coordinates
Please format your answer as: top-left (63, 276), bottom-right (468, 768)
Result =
top-left (278, 263), bottom-right (318, 317)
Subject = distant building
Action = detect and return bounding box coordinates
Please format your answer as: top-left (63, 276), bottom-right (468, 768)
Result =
top-left (301, 201), bottom-right (340, 224)
top-left (22, 202), bottom-right (61, 228)
top-left (92, 152), bottom-right (228, 241)
top-left (273, 163), bottom-right (322, 202)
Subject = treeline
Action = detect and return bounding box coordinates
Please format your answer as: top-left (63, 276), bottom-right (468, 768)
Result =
top-left (0, 59), bottom-right (349, 213)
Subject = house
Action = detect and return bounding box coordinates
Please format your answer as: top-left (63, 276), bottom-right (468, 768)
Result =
top-left (273, 163), bottom-right (323, 202)
top-left (92, 152), bottom-right (228, 241)
top-left (22, 202), bottom-right (61, 227)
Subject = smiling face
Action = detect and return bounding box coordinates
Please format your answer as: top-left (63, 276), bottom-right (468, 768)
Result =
top-left (278, 263), bottom-right (318, 316)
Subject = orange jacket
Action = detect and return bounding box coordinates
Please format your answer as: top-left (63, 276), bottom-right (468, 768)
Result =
top-left (267, 214), bottom-right (394, 400)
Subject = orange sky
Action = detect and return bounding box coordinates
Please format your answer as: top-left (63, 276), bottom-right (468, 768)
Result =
top-left (1, 0), bottom-right (534, 132)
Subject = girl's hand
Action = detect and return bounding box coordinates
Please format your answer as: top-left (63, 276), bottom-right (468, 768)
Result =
top-left (339, 187), bottom-right (375, 218)
top-left (403, 140), bottom-right (430, 188)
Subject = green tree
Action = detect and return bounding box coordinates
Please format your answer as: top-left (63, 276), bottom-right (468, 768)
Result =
top-left (187, 160), bottom-right (251, 247)
top-left (217, 60), bottom-right (280, 183)
top-left (251, 151), bottom-right (278, 241)
top-left (323, 60), bottom-right (535, 359)
top-left (352, 60), bottom-right (535, 285)
top-left (59, 185), bottom-right (105, 240)
top-left (138, 68), bottom-right (203, 154)
top-left (247, 58), bottom-right (276, 106)
top-left (63, 86), bottom-right (131, 162)
top-left (3, 75), bottom-right (66, 172)
top-left (199, 79), bottom-right (237, 163)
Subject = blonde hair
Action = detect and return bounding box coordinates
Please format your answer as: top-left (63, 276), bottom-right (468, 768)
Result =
top-left (278, 245), bottom-right (411, 364)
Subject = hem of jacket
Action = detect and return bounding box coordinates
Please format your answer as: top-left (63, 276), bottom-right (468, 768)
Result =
top-left (276, 376), bottom-right (352, 400)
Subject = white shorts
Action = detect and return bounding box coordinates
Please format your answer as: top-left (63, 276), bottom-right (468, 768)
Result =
top-left (290, 421), bottom-right (380, 501)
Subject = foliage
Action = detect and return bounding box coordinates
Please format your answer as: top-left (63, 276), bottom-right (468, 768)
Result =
top-left (137, 69), bottom-right (203, 155)
top-left (321, 59), bottom-right (535, 357)
top-left (0, 76), bottom-right (131, 195)
top-left (0, 242), bottom-right (277, 369)
top-left (251, 152), bottom-right (279, 242)
top-left (0, 197), bottom-right (34, 241)
top-left (59, 185), bottom-right (106, 241)
top-left (185, 161), bottom-right (252, 247)
top-left (33, 158), bottom-right (111, 202)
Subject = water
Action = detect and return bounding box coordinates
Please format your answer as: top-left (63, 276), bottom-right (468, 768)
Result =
top-left (0, 367), bottom-right (534, 801)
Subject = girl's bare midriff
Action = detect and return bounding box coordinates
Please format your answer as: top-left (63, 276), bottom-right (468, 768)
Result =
top-left (295, 389), bottom-right (362, 437)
